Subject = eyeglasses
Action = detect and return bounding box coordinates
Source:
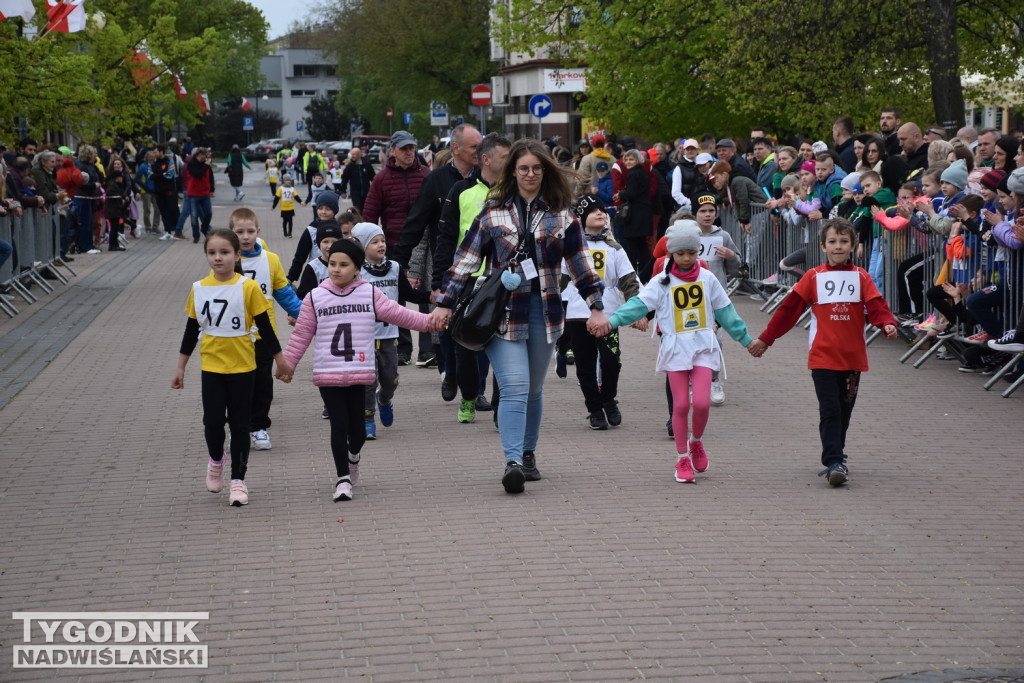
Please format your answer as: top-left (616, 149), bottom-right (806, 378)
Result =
top-left (515, 165), bottom-right (544, 177)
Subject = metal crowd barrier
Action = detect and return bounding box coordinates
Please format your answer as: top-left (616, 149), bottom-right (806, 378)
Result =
top-left (0, 206), bottom-right (75, 317)
top-left (717, 203), bottom-right (1022, 398)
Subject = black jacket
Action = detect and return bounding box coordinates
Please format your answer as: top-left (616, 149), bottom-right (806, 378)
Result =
top-left (393, 162), bottom-right (470, 269)
top-left (339, 161), bottom-right (375, 209)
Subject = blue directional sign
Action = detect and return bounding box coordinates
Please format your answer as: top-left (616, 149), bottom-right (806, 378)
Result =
top-left (529, 94), bottom-right (553, 119)
top-left (403, 112), bottom-right (413, 125)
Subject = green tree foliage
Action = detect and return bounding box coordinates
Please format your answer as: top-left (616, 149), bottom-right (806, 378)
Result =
top-left (304, 95), bottom-right (350, 140)
top-left (0, 0), bottom-right (267, 140)
top-left (495, 0), bottom-right (1024, 140)
top-left (311, 0), bottom-right (493, 138)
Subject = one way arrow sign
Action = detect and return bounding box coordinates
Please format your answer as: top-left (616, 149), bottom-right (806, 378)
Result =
top-left (529, 94), bottom-right (552, 119)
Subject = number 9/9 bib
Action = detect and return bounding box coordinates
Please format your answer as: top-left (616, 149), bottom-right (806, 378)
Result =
top-left (671, 282), bottom-right (707, 333)
top-left (815, 271), bottom-right (860, 304)
top-left (193, 279), bottom-right (248, 337)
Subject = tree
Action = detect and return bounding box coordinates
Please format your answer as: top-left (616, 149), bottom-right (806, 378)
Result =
top-left (309, 0), bottom-right (493, 137)
top-left (304, 95), bottom-right (348, 140)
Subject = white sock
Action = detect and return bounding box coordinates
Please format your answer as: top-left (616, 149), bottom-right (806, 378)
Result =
top-left (348, 452), bottom-right (360, 463)
top-left (677, 452), bottom-right (689, 461)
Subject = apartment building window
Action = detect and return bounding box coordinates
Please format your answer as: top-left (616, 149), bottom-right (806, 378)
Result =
top-left (293, 65), bottom-right (316, 77)
top-left (290, 89), bottom-right (317, 97)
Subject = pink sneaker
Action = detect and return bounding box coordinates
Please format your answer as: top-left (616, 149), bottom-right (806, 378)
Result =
top-left (675, 455), bottom-right (696, 483)
top-left (206, 455), bottom-right (225, 493)
top-left (914, 314), bottom-right (937, 331)
top-left (689, 439), bottom-right (709, 473)
top-left (229, 480), bottom-right (248, 506)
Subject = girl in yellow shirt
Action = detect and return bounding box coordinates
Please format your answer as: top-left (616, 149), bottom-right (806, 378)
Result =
top-left (171, 229), bottom-right (293, 506)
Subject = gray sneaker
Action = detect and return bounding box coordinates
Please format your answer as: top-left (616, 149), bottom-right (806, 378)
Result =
top-left (818, 462), bottom-right (849, 486)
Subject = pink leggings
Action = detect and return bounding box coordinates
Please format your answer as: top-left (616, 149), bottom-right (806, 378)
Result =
top-left (667, 367), bottom-right (712, 454)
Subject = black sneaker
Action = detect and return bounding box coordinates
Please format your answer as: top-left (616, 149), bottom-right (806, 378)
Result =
top-left (521, 451), bottom-right (542, 481)
top-left (818, 462), bottom-right (849, 486)
top-left (603, 400), bottom-right (622, 427)
top-left (474, 395), bottom-right (492, 411)
top-left (588, 410), bottom-right (608, 430)
top-left (397, 354), bottom-right (411, 366)
top-left (501, 462), bottom-right (526, 493)
top-left (555, 352), bottom-right (567, 378)
top-left (958, 364), bottom-right (986, 373)
top-left (666, 418), bottom-right (674, 438)
top-left (321, 407), bottom-right (329, 419)
top-left (441, 372), bottom-right (458, 402)
top-left (416, 353), bottom-right (437, 368)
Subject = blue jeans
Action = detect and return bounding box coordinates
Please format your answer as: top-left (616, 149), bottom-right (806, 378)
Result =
top-left (0, 238), bottom-right (12, 271)
top-left (485, 292), bottom-right (556, 464)
top-left (175, 194), bottom-right (197, 236)
top-left (72, 197), bottom-right (93, 252)
top-left (868, 239), bottom-right (885, 296)
top-left (966, 284), bottom-right (1006, 337)
top-left (191, 196), bottom-right (212, 238)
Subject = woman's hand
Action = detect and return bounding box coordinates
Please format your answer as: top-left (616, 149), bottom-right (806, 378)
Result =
top-left (428, 306), bottom-right (451, 332)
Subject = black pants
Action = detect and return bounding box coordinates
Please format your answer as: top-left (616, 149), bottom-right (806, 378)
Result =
top-left (107, 215), bottom-right (123, 249)
top-left (270, 182), bottom-right (278, 208)
top-left (250, 338), bottom-right (274, 431)
top-left (154, 190), bottom-right (179, 233)
top-left (281, 210), bottom-right (294, 237)
top-left (320, 385), bottom-right (366, 479)
top-left (202, 370), bottom-right (254, 481)
top-left (926, 285), bottom-right (973, 328)
top-left (811, 369), bottom-right (860, 467)
top-left (624, 235), bottom-right (651, 270)
top-left (566, 320), bottom-right (621, 413)
top-left (895, 254), bottom-right (926, 315)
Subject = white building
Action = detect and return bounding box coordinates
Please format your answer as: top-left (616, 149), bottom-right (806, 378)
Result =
top-left (251, 39), bottom-right (340, 140)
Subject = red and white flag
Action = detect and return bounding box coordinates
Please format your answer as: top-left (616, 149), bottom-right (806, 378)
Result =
top-left (45, 0), bottom-right (86, 33)
top-left (172, 74), bottom-right (187, 99)
top-left (195, 91), bottom-right (210, 115)
top-left (241, 97), bottom-right (252, 111)
top-left (0, 0), bottom-right (36, 22)
top-left (129, 49), bottom-right (159, 89)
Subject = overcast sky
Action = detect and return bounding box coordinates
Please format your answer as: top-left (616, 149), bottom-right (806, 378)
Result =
top-left (248, 0), bottom-right (317, 40)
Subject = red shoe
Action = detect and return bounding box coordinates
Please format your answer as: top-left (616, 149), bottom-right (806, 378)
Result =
top-left (967, 331), bottom-right (990, 343)
top-left (689, 439), bottom-right (709, 473)
top-left (675, 456), bottom-right (696, 483)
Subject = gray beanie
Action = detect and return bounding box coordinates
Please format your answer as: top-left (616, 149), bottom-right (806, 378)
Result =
top-left (350, 222), bottom-right (385, 251)
top-left (1007, 167), bottom-right (1024, 195)
top-left (665, 220), bottom-right (702, 254)
top-left (940, 159), bottom-right (968, 190)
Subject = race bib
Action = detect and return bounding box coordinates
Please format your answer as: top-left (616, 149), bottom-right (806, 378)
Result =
top-left (815, 271), bottom-right (860, 304)
top-left (193, 280), bottom-right (248, 337)
top-left (698, 235), bottom-right (723, 262)
top-left (331, 168), bottom-right (342, 184)
top-left (589, 248), bottom-right (607, 280)
top-left (671, 281), bottom-right (707, 333)
top-left (242, 253), bottom-right (272, 299)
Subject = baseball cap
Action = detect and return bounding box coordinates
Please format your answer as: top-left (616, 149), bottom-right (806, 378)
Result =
top-left (390, 130), bottom-right (417, 148)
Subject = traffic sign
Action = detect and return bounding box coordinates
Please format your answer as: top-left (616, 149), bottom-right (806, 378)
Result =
top-left (471, 84), bottom-right (491, 107)
top-left (529, 94), bottom-right (553, 119)
top-left (430, 101), bottom-right (449, 127)
top-left (242, 117), bottom-right (253, 131)
top-left (403, 112), bottom-right (413, 125)
top-left (296, 120), bottom-right (304, 131)
top-left (386, 107), bottom-right (394, 120)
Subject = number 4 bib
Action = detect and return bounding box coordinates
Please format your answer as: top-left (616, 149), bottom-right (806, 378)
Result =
top-left (816, 271), bottom-right (860, 304)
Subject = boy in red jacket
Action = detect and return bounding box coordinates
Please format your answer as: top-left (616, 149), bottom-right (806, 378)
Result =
top-left (749, 218), bottom-right (897, 486)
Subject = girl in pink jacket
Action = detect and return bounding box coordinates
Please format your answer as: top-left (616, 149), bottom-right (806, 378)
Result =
top-left (280, 238), bottom-right (431, 502)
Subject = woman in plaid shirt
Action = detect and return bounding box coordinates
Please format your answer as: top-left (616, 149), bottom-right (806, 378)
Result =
top-left (431, 139), bottom-right (610, 494)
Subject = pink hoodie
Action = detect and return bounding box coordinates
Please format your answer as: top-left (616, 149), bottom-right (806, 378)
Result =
top-left (284, 277), bottom-right (429, 386)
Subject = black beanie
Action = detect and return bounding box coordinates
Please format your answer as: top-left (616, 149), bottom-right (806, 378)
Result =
top-left (328, 237), bottom-right (365, 269)
top-left (316, 220), bottom-right (342, 246)
top-left (574, 194), bottom-right (604, 226)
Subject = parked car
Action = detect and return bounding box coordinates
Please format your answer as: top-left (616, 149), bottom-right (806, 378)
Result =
top-left (327, 140), bottom-right (352, 161)
top-left (244, 141), bottom-right (269, 161)
top-left (353, 135), bottom-right (390, 164)
top-left (315, 140), bottom-right (339, 154)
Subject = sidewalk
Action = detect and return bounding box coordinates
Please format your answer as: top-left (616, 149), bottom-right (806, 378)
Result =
top-left (0, 168), bottom-right (1021, 681)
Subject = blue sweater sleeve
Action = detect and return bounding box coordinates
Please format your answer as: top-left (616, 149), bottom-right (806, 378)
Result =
top-left (273, 285), bottom-right (302, 318)
top-left (713, 303), bottom-right (753, 346)
top-left (608, 296), bottom-right (651, 328)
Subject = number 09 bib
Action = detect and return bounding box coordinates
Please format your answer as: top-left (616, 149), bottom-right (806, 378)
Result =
top-left (671, 282), bottom-right (707, 333)
top-left (815, 271), bottom-right (860, 304)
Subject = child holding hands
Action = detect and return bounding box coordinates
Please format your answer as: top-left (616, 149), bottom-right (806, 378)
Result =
top-left (749, 218), bottom-right (897, 486)
top-left (589, 221), bottom-right (756, 484)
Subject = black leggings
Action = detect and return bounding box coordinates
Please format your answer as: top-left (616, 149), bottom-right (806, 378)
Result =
top-left (250, 339), bottom-right (274, 431)
top-left (811, 369), bottom-right (860, 467)
top-left (320, 385), bottom-right (366, 479)
top-left (202, 370), bottom-right (254, 481)
top-left (925, 284), bottom-right (973, 328)
top-left (896, 254), bottom-right (926, 315)
top-left (281, 210), bottom-right (294, 237)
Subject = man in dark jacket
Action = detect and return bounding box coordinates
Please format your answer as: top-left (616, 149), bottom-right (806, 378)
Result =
top-left (339, 147), bottom-right (375, 212)
top-left (151, 145), bottom-right (180, 238)
top-left (715, 138), bottom-right (757, 182)
top-left (362, 130), bottom-right (430, 364)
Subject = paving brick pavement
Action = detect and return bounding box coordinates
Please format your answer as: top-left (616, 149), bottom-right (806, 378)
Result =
top-left (0, 174), bottom-right (1021, 681)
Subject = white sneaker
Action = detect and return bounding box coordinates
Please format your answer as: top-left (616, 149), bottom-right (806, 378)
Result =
top-left (333, 480), bottom-right (353, 501)
top-left (710, 381), bottom-right (725, 406)
top-left (251, 430), bottom-right (272, 450)
top-left (86, 248), bottom-right (101, 254)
